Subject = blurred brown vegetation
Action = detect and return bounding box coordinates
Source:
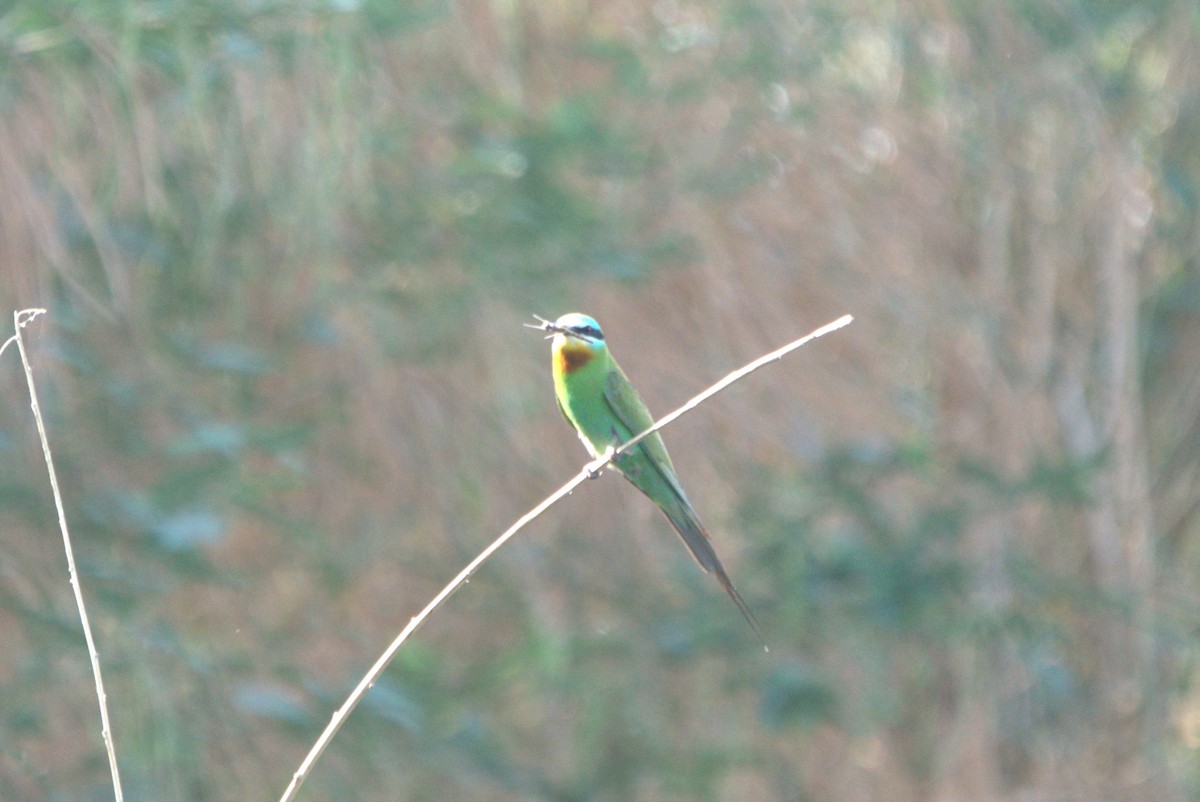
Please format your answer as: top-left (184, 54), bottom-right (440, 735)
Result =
top-left (2, 0), bottom-right (1200, 800)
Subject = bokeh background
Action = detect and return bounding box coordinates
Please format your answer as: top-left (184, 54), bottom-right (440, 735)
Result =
top-left (2, 1), bottom-right (1199, 800)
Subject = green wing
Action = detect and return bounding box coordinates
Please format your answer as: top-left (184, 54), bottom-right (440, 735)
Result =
top-left (604, 367), bottom-right (672, 453)
top-left (603, 362), bottom-right (766, 645)
top-left (602, 365), bottom-right (684, 497)
top-left (604, 360), bottom-right (763, 643)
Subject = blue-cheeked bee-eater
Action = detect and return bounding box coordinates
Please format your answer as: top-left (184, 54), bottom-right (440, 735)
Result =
top-left (532, 312), bottom-right (764, 644)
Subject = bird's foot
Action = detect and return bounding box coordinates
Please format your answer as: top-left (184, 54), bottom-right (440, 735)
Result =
top-left (587, 444), bottom-right (616, 480)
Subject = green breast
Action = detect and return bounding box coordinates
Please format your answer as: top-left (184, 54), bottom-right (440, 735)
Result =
top-left (553, 348), bottom-right (622, 455)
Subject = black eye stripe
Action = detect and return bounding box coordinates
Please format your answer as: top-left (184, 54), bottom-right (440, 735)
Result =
top-left (574, 325), bottom-right (604, 341)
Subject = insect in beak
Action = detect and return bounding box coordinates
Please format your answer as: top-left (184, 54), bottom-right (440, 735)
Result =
top-left (525, 314), bottom-right (567, 340)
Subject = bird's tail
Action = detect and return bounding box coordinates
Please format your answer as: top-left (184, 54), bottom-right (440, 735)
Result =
top-left (663, 499), bottom-right (767, 651)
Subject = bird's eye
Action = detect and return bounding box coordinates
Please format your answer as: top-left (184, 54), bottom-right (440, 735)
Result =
top-left (579, 325), bottom-right (604, 341)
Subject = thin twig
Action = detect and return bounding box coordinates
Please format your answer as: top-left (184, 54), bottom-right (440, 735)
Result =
top-left (9, 308), bottom-right (124, 802)
top-left (278, 459), bottom-right (600, 802)
top-left (278, 313), bottom-right (853, 802)
top-left (619, 314), bottom-right (854, 455)
top-left (0, 308), bottom-right (44, 360)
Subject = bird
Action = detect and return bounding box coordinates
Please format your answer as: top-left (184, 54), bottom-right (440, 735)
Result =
top-left (531, 312), bottom-right (764, 646)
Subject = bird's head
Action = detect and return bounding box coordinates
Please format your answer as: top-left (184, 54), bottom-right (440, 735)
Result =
top-left (528, 312), bottom-right (607, 372)
top-left (551, 313), bottom-right (605, 346)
